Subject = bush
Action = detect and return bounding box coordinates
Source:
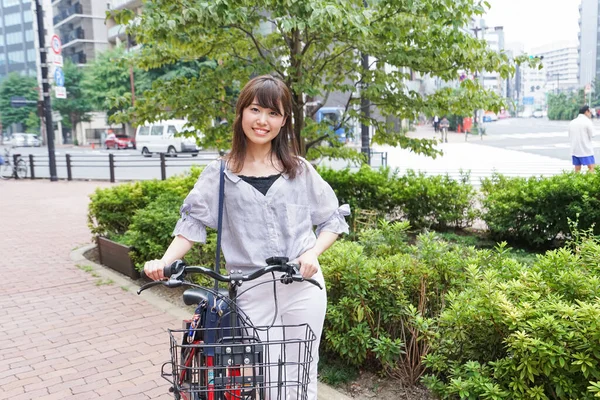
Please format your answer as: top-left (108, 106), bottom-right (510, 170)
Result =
top-left (480, 172), bottom-right (600, 248)
top-left (319, 166), bottom-right (477, 231)
top-left (423, 235), bottom-right (600, 399)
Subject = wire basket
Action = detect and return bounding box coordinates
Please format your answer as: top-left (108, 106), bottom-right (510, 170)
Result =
top-left (164, 323), bottom-right (316, 400)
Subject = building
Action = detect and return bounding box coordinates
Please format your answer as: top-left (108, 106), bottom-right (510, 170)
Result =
top-left (533, 41), bottom-right (579, 93)
top-left (52, 0), bottom-right (109, 66)
top-left (106, 0), bottom-right (142, 50)
top-left (0, 0), bottom-right (37, 80)
top-left (578, 0), bottom-right (599, 87)
top-left (479, 22), bottom-right (506, 97)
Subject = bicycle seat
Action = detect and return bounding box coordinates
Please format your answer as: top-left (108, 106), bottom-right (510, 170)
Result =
top-left (183, 287), bottom-right (229, 306)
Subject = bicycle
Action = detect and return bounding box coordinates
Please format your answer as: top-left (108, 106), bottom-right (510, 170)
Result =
top-left (138, 256), bottom-right (323, 400)
top-left (0, 147), bottom-right (27, 180)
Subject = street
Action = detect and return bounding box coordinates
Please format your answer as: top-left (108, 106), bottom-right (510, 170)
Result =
top-left (0, 117), bottom-right (593, 183)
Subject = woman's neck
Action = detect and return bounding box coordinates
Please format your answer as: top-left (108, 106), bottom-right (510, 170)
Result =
top-left (241, 143), bottom-right (281, 176)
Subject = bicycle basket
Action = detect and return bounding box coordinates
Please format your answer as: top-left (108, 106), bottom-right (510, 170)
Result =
top-left (164, 323), bottom-right (316, 400)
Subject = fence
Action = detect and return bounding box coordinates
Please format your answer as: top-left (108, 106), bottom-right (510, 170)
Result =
top-left (13, 150), bottom-right (387, 182)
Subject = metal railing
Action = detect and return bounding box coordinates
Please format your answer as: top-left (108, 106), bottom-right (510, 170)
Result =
top-left (14, 150), bottom-right (388, 182)
top-left (53, 3), bottom-right (83, 25)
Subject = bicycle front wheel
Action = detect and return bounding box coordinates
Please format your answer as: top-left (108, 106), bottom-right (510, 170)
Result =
top-left (0, 163), bottom-right (13, 179)
top-left (15, 159), bottom-right (27, 179)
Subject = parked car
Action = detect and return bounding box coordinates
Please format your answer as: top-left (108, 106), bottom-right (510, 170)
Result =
top-left (105, 134), bottom-right (136, 150)
top-left (532, 110), bottom-right (544, 118)
top-left (483, 112), bottom-right (498, 123)
top-left (135, 119), bottom-right (201, 157)
top-left (9, 133), bottom-right (27, 147)
top-left (24, 134), bottom-right (41, 147)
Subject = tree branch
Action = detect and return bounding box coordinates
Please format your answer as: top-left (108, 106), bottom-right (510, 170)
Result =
top-left (231, 24), bottom-right (285, 77)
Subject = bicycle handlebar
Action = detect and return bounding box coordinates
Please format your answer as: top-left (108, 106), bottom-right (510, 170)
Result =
top-left (137, 257), bottom-right (323, 294)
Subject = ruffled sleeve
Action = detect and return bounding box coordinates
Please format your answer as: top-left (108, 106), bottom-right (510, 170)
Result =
top-left (172, 160), bottom-right (221, 242)
top-left (301, 158), bottom-right (351, 236)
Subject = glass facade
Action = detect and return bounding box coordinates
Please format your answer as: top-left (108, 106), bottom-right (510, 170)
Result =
top-left (0, 0), bottom-right (36, 80)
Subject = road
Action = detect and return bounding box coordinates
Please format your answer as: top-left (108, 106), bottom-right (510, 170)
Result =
top-left (1, 118), bottom-right (592, 182)
top-left (480, 117), bottom-right (599, 161)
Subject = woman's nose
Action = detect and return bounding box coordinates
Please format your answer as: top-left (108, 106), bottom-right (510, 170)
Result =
top-left (257, 112), bottom-right (268, 124)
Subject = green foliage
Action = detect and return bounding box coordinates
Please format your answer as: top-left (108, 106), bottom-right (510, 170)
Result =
top-left (480, 172), bottom-right (600, 248)
top-left (319, 166), bottom-right (477, 230)
top-left (53, 59), bottom-right (94, 133)
top-left (423, 234), bottom-right (600, 400)
top-left (547, 91), bottom-right (583, 121)
top-left (0, 73), bottom-right (39, 131)
top-left (109, 0), bottom-right (526, 159)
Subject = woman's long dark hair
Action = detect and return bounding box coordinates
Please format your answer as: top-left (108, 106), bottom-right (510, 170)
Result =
top-left (226, 75), bottom-right (301, 179)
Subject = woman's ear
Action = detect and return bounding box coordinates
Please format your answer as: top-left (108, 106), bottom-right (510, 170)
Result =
top-left (282, 116), bottom-right (288, 126)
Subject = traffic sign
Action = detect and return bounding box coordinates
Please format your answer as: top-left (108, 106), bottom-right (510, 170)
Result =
top-left (51, 34), bottom-right (62, 55)
top-left (52, 54), bottom-right (63, 67)
top-left (55, 87), bottom-right (67, 99)
top-left (54, 67), bottom-right (65, 87)
top-left (585, 84), bottom-right (592, 94)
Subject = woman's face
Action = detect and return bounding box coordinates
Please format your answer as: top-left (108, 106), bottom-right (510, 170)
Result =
top-left (241, 98), bottom-right (287, 146)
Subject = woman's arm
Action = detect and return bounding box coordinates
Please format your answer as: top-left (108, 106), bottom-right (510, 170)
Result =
top-left (297, 231), bottom-right (339, 278)
top-left (144, 235), bottom-right (194, 280)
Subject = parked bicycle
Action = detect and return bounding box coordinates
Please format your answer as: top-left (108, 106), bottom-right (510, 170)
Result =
top-left (138, 256), bottom-right (322, 400)
top-left (0, 147), bottom-right (27, 179)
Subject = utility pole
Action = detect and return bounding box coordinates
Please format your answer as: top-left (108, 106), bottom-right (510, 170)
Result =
top-left (35, 0), bottom-right (58, 181)
top-left (360, 0), bottom-right (370, 165)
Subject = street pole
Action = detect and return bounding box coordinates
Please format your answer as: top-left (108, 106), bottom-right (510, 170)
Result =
top-left (35, 0), bottom-right (57, 181)
top-left (360, 52), bottom-right (371, 165)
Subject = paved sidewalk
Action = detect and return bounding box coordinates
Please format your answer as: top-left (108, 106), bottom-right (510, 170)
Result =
top-left (0, 180), bottom-right (350, 400)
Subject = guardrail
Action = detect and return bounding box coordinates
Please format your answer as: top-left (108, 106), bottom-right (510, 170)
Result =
top-left (15, 150), bottom-right (388, 182)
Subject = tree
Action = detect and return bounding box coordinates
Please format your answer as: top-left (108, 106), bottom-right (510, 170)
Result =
top-left (81, 46), bottom-right (151, 120)
top-left (547, 91), bottom-right (581, 121)
top-left (112, 0), bottom-right (531, 159)
top-left (0, 73), bottom-right (39, 132)
top-left (53, 59), bottom-right (94, 137)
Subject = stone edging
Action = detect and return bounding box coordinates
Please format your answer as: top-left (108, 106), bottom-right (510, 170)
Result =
top-left (69, 244), bottom-right (353, 400)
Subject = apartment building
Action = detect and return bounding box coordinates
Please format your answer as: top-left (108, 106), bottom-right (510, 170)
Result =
top-left (0, 0), bottom-right (36, 79)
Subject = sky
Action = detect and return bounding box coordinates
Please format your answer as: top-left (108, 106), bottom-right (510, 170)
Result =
top-left (484, 0), bottom-right (580, 52)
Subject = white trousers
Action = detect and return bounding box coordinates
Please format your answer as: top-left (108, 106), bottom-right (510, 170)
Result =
top-left (235, 269), bottom-right (327, 400)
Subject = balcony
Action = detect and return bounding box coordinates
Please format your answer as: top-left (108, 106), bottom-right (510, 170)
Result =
top-left (53, 3), bottom-right (83, 26)
top-left (67, 52), bottom-right (87, 64)
top-left (61, 27), bottom-right (85, 45)
top-left (110, 0), bottom-right (142, 10)
top-left (108, 24), bottom-right (126, 41)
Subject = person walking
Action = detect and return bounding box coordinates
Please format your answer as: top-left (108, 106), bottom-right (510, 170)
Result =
top-left (440, 116), bottom-right (450, 143)
top-left (433, 115), bottom-right (440, 132)
top-left (569, 105), bottom-right (596, 172)
top-left (143, 75), bottom-right (350, 399)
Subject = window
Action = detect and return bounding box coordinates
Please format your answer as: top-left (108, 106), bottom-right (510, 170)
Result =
top-left (137, 126), bottom-right (150, 136)
top-left (26, 48), bottom-right (35, 62)
top-left (4, 12), bottom-right (22, 26)
top-left (8, 50), bottom-right (24, 63)
top-left (25, 30), bottom-right (34, 42)
top-left (23, 11), bottom-right (32, 23)
top-left (3, 0), bottom-right (20, 6)
top-left (167, 125), bottom-right (177, 135)
top-left (6, 32), bottom-right (21, 45)
top-left (151, 125), bottom-right (164, 136)
top-left (0, 35), bottom-right (4, 47)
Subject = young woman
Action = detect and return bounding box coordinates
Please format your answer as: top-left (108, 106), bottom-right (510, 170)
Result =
top-left (143, 75), bottom-right (350, 399)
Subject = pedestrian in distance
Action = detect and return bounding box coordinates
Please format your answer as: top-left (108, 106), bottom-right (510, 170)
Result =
top-left (433, 115), bottom-right (440, 132)
top-left (440, 116), bottom-right (450, 143)
top-left (568, 105), bottom-right (596, 173)
top-left (143, 75), bottom-right (350, 399)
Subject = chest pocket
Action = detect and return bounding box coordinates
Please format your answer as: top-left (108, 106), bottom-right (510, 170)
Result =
top-left (285, 204), bottom-right (312, 238)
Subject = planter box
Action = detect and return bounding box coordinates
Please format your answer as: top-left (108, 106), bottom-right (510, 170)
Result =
top-left (97, 236), bottom-right (140, 279)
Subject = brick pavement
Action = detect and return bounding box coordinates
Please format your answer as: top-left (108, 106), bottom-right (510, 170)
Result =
top-left (0, 180), bottom-right (179, 400)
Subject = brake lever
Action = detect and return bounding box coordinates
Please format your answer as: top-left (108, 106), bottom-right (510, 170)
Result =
top-left (137, 280), bottom-right (164, 294)
top-left (280, 263), bottom-right (323, 290)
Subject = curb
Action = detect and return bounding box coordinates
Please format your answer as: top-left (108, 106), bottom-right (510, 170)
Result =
top-left (70, 244), bottom-right (353, 400)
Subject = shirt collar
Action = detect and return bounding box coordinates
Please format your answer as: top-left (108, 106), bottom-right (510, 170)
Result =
top-left (223, 164), bottom-right (289, 183)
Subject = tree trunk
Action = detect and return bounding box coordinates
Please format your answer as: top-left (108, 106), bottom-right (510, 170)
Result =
top-left (292, 92), bottom-right (305, 156)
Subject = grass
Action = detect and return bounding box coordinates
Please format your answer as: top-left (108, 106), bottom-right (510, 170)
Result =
top-left (76, 264), bottom-right (94, 273)
top-left (318, 354), bottom-right (359, 387)
top-left (95, 279), bottom-right (114, 286)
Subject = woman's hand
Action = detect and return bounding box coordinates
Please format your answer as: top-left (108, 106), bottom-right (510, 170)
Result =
top-left (144, 259), bottom-right (167, 281)
top-left (297, 249), bottom-right (319, 279)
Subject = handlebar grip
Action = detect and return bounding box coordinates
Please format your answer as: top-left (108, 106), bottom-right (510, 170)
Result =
top-left (164, 260), bottom-right (186, 278)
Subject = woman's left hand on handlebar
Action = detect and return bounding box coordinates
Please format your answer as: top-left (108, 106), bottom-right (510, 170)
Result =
top-left (144, 259), bottom-right (167, 281)
top-left (296, 249), bottom-right (319, 279)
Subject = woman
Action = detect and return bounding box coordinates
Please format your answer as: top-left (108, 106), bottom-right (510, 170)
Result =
top-left (144, 75), bottom-right (350, 399)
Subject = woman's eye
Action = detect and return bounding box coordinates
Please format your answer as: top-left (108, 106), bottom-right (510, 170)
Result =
top-left (251, 107), bottom-right (259, 112)
top-left (270, 111), bottom-right (279, 116)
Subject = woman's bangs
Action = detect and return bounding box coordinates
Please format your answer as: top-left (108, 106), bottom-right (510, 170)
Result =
top-left (253, 82), bottom-right (285, 115)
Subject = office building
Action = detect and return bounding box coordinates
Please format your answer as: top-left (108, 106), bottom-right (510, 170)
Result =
top-left (578, 0), bottom-right (599, 87)
top-left (533, 41), bottom-right (579, 93)
top-left (0, 0), bottom-right (37, 80)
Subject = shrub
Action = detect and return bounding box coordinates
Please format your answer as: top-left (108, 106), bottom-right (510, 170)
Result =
top-left (423, 235), bottom-right (600, 399)
top-left (319, 166), bottom-right (477, 231)
top-left (480, 172), bottom-right (600, 248)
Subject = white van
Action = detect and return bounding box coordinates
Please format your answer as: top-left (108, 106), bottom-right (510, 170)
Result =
top-left (135, 119), bottom-right (201, 157)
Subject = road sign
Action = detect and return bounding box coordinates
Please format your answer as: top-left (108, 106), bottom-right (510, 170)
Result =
top-left (585, 84), bottom-right (592, 94)
top-left (523, 97), bottom-right (534, 105)
top-left (51, 34), bottom-right (62, 55)
top-left (52, 54), bottom-right (63, 67)
top-left (10, 96), bottom-right (37, 108)
top-left (55, 86), bottom-right (67, 99)
top-left (54, 67), bottom-right (65, 87)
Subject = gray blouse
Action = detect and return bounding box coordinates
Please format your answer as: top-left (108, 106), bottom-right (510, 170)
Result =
top-left (173, 158), bottom-right (350, 272)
